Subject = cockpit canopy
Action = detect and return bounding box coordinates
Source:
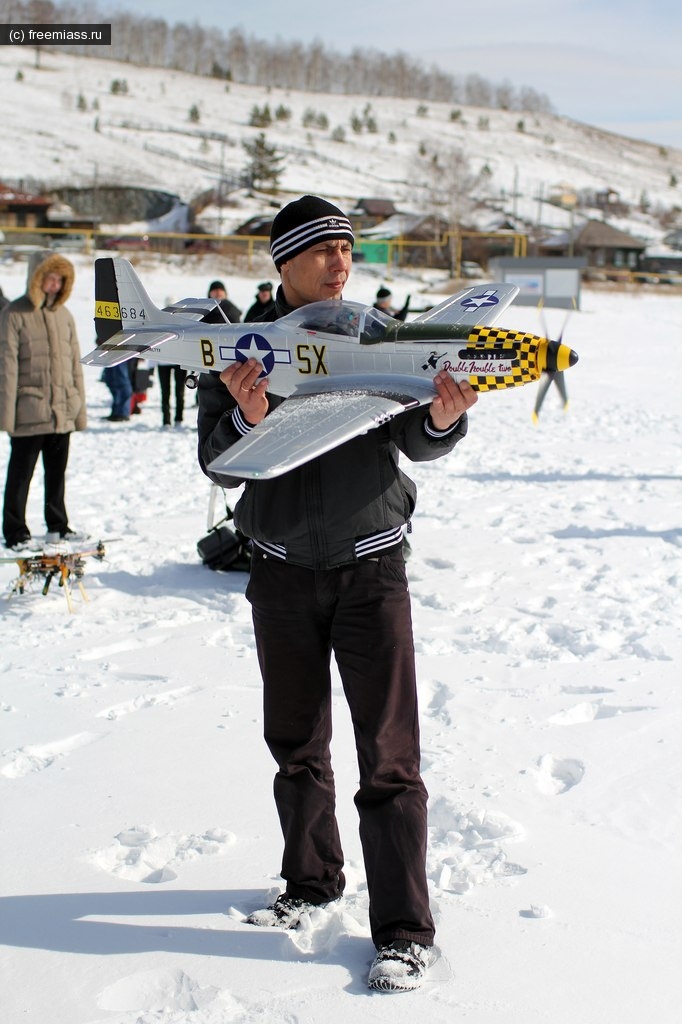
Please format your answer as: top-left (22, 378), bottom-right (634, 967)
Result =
top-left (282, 300), bottom-right (397, 343)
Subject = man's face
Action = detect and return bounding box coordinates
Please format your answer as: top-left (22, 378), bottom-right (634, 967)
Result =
top-left (280, 240), bottom-right (352, 307)
top-left (42, 272), bottom-right (64, 296)
top-left (209, 287), bottom-right (226, 300)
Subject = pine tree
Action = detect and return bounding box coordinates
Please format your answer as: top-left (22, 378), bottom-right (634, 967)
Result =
top-left (242, 133), bottom-right (284, 190)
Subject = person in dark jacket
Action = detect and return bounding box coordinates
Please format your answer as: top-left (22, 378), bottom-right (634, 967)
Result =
top-left (374, 284), bottom-right (410, 321)
top-left (244, 280), bottom-right (276, 322)
top-left (203, 280), bottom-right (242, 324)
top-left (197, 195), bottom-right (477, 992)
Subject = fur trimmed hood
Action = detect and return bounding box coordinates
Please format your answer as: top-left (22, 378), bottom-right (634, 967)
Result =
top-left (26, 250), bottom-right (75, 309)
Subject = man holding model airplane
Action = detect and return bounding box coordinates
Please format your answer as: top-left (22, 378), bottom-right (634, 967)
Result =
top-left (197, 195), bottom-right (476, 992)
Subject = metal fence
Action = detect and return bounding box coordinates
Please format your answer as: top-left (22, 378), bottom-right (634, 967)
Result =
top-left (5, 227), bottom-right (682, 286)
top-left (0, 225), bottom-right (528, 276)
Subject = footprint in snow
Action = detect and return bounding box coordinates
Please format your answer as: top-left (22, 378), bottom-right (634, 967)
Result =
top-left (96, 685), bottom-right (197, 720)
top-left (427, 795), bottom-right (526, 895)
top-left (548, 700), bottom-right (655, 725)
top-left (1, 731), bottom-right (100, 779)
top-left (532, 753), bottom-right (585, 795)
top-left (97, 967), bottom-right (244, 1018)
top-left (421, 678), bottom-right (452, 726)
top-left (89, 824), bottom-right (235, 883)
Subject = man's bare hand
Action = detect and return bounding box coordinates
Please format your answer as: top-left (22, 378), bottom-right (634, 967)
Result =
top-left (219, 358), bottom-right (269, 425)
top-left (429, 373), bottom-right (477, 430)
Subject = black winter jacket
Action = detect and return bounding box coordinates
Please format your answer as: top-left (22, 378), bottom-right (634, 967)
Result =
top-left (203, 298), bottom-right (242, 324)
top-left (198, 287), bottom-right (468, 569)
top-left (244, 296), bottom-right (276, 322)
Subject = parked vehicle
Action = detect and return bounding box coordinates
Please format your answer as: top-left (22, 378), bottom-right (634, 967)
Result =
top-left (184, 235), bottom-right (217, 253)
top-left (49, 233), bottom-right (89, 251)
top-left (460, 260), bottom-right (485, 278)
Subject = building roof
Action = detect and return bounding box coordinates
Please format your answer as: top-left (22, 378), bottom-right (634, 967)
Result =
top-left (542, 218), bottom-right (646, 251)
top-left (576, 219), bottom-right (646, 249)
top-left (359, 212), bottom-right (452, 240)
top-left (0, 182), bottom-right (52, 207)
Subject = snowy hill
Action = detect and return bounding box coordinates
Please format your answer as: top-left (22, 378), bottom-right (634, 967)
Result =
top-left (3, 45), bottom-right (682, 243)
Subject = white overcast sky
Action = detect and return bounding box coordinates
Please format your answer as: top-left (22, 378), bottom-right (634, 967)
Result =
top-left (108, 0), bottom-right (682, 150)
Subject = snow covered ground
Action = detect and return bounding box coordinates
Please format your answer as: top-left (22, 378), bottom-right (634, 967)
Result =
top-left (1, 254), bottom-right (681, 1023)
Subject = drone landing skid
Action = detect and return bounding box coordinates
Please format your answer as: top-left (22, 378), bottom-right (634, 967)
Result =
top-left (5, 542), bottom-right (108, 612)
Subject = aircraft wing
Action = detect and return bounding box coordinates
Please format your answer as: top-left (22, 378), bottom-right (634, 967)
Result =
top-left (411, 282), bottom-right (519, 328)
top-left (207, 378), bottom-right (435, 480)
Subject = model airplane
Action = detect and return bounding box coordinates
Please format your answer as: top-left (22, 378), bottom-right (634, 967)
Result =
top-left (1, 541), bottom-right (108, 611)
top-left (82, 257), bottom-right (578, 479)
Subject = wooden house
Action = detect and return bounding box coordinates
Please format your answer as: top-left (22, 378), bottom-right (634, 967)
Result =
top-left (538, 219), bottom-right (646, 271)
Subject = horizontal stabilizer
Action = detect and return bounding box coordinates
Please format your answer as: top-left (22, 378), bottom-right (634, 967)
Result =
top-left (162, 298), bottom-right (224, 321)
top-left (411, 283), bottom-right (519, 328)
top-left (81, 331), bottom-right (178, 366)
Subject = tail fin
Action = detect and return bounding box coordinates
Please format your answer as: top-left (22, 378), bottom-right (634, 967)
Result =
top-left (94, 257), bottom-right (124, 344)
top-left (94, 257), bottom-right (170, 344)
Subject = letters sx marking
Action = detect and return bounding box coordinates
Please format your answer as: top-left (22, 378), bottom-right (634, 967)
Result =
top-left (296, 343), bottom-right (328, 375)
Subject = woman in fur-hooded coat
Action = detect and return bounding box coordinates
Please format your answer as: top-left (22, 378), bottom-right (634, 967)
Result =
top-left (0, 251), bottom-right (86, 436)
top-left (0, 251), bottom-right (86, 547)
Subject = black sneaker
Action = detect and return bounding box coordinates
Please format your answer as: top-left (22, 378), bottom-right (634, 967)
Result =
top-left (244, 894), bottom-right (325, 930)
top-left (368, 940), bottom-right (430, 992)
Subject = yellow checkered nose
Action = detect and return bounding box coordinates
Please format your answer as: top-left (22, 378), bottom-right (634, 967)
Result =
top-left (462, 327), bottom-right (578, 391)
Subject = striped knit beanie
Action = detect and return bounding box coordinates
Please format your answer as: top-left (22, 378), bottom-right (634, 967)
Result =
top-left (270, 195), bottom-right (354, 270)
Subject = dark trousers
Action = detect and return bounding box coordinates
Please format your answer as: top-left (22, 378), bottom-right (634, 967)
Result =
top-left (3, 433), bottom-right (70, 545)
top-left (158, 364), bottom-right (187, 424)
top-left (246, 549), bottom-right (435, 949)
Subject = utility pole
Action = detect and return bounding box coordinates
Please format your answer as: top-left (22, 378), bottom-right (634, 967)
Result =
top-left (90, 162), bottom-right (98, 254)
top-left (217, 139), bottom-right (226, 237)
